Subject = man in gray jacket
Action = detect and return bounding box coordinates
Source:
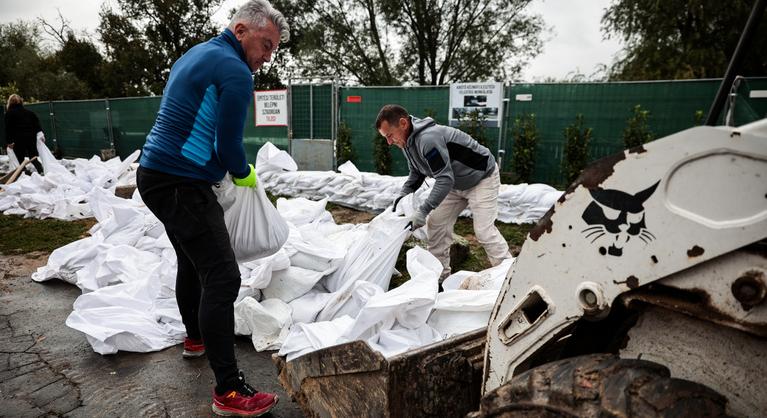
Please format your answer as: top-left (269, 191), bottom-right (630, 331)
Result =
top-left (376, 104), bottom-right (511, 279)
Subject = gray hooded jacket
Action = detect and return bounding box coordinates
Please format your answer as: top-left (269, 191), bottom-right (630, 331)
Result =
top-left (401, 116), bottom-right (496, 215)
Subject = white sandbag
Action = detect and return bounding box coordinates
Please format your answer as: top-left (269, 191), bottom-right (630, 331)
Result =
top-left (287, 224), bottom-right (346, 274)
top-left (261, 266), bottom-right (324, 302)
top-left (234, 297), bottom-right (292, 351)
top-left (342, 246), bottom-right (440, 341)
top-left (367, 324), bottom-right (443, 358)
top-left (65, 264), bottom-right (184, 355)
top-left (235, 287), bottom-right (261, 304)
top-left (6, 148), bottom-right (20, 170)
top-left (288, 289), bottom-right (333, 324)
top-left (316, 280), bottom-right (383, 323)
top-left (278, 315), bottom-right (355, 361)
top-left (75, 244), bottom-right (162, 292)
top-left (37, 138), bottom-right (75, 180)
top-left (213, 176), bottom-right (289, 263)
top-left (324, 210), bottom-right (411, 292)
top-left (32, 236), bottom-right (103, 284)
top-left (241, 263), bottom-right (272, 289)
top-left (442, 258), bottom-right (514, 291)
top-left (255, 141), bottom-right (297, 173)
top-left (427, 289), bottom-right (499, 338)
top-left (276, 197), bottom-right (333, 226)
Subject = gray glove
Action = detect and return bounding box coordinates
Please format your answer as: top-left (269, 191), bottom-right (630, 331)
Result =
top-left (408, 210), bottom-right (427, 230)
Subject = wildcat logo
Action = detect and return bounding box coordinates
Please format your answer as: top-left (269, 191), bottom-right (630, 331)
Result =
top-left (581, 181), bottom-right (660, 256)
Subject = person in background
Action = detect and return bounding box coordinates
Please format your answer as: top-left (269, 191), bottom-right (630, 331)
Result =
top-left (377, 104), bottom-right (511, 281)
top-left (135, 1), bottom-right (289, 416)
top-left (4, 94), bottom-right (45, 175)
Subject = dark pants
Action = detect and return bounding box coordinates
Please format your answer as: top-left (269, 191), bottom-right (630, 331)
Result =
top-left (13, 140), bottom-right (43, 174)
top-left (136, 166), bottom-right (240, 389)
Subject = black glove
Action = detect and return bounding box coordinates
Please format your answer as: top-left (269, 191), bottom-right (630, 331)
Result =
top-left (392, 193), bottom-right (406, 212)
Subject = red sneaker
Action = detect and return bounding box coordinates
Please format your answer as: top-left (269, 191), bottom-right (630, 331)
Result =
top-left (212, 377), bottom-right (278, 417)
top-left (182, 337), bottom-right (205, 358)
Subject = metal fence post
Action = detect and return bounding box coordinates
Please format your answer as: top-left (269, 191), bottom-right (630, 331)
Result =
top-left (104, 99), bottom-right (116, 160)
top-left (287, 79), bottom-right (293, 155)
top-left (48, 102), bottom-right (58, 150)
top-left (309, 84), bottom-right (314, 140)
top-left (331, 82), bottom-right (338, 169)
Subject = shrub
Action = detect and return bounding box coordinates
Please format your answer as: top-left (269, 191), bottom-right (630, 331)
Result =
top-left (458, 109), bottom-right (489, 148)
top-left (694, 109), bottom-right (705, 126)
top-left (335, 121), bottom-right (355, 166)
top-left (561, 114), bottom-right (593, 185)
top-left (623, 105), bottom-right (654, 149)
top-left (510, 113), bottom-right (538, 183)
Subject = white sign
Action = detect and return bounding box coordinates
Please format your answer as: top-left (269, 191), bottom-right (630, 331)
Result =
top-left (515, 94), bottom-right (533, 102)
top-left (254, 89), bottom-right (288, 127)
top-left (449, 82), bottom-right (503, 127)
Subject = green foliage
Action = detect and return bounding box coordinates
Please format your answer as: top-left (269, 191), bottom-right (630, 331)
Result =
top-left (623, 105), bottom-right (654, 149)
top-left (273, 0), bottom-right (543, 85)
top-left (98, 0), bottom-right (222, 96)
top-left (0, 215), bottom-right (93, 255)
top-left (561, 114), bottom-right (593, 185)
top-left (335, 121), bottom-right (355, 166)
top-left (0, 83), bottom-right (19, 103)
top-left (694, 110), bottom-right (705, 126)
top-left (602, 0), bottom-right (767, 80)
top-left (0, 22), bottom-right (92, 101)
top-left (458, 110), bottom-right (489, 148)
top-left (57, 34), bottom-right (105, 95)
top-left (510, 113), bottom-right (538, 183)
top-left (373, 132), bottom-right (392, 175)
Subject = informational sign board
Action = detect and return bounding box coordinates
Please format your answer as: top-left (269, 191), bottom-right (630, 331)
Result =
top-left (448, 82), bottom-right (503, 127)
top-left (254, 89), bottom-right (288, 126)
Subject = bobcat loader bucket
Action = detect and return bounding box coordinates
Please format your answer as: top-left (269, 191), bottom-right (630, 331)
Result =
top-left (272, 328), bottom-right (486, 418)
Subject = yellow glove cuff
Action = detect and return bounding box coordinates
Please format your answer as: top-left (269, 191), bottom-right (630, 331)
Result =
top-left (233, 164), bottom-right (257, 188)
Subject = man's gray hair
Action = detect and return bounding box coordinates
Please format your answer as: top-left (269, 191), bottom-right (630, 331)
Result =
top-left (229, 0), bottom-right (290, 42)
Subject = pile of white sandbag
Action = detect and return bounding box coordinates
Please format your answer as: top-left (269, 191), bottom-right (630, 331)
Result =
top-left (33, 144), bottom-right (513, 360)
top-left (256, 142), bottom-right (561, 224)
top-left (0, 140), bottom-right (139, 220)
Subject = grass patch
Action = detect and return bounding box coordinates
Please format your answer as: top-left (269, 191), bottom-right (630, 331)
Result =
top-left (0, 215), bottom-right (94, 255)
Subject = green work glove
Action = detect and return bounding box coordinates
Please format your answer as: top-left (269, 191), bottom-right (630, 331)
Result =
top-left (233, 164), bottom-right (258, 188)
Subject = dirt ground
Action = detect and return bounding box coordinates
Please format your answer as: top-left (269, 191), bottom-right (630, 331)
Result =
top-left (0, 252), bottom-right (49, 294)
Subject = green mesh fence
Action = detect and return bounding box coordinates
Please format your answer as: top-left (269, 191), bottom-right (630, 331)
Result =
top-left (24, 102), bottom-right (55, 152)
top-left (108, 97), bottom-right (161, 158)
top-left (289, 84), bottom-right (333, 139)
top-left (502, 78), bottom-right (767, 184)
top-left (340, 86), bottom-right (453, 174)
top-left (51, 100), bottom-right (111, 158)
top-left (2, 77), bottom-right (765, 183)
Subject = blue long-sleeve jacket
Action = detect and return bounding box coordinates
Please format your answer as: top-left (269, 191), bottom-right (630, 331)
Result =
top-left (140, 29), bottom-right (252, 181)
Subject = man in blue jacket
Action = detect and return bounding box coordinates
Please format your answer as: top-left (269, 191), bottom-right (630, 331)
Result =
top-left (377, 104), bottom-right (512, 281)
top-left (136, 1), bottom-right (289, 416)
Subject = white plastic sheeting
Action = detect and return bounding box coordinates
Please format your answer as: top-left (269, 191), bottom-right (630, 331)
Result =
top-left (256, 142), bottom-right (561, 224)
top-left (0, 139), bottom-right (139, 220)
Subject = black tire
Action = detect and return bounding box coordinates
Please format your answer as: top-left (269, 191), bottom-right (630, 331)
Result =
top-left (471, 354), bottom-right (731, 418)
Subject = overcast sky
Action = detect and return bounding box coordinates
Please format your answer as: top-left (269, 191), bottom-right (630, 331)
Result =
top-left (0, 0), bottom-right (623, 82)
